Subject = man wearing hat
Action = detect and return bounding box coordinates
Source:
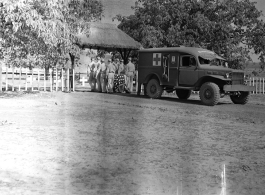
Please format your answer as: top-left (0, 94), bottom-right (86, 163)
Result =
top-left (95, 56), bottom-right (102, 92)
top-left (118, 59), bottom-right (124, 75)
top-left (87, 57), bottom-right (97, 91)
top-left (97, 58), bottom-right (107, 93)
top-left (106, 59), bottom-right (116, 93)
top-left (125, 57), bottom-right (135, 93)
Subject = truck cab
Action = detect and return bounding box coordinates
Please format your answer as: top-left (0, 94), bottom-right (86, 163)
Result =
top-left (137, 47), bottom-right (254, 106)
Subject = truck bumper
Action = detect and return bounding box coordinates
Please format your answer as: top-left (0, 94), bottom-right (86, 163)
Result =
top-left (223, 85), bottom-right (255, 92)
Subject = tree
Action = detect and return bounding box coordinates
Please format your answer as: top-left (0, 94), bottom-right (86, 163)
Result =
top-left (0, 0), bottom-right (103, 91)
top-left (115, 0), bottom-right (265, 69)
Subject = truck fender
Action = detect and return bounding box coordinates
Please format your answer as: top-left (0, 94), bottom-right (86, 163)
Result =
top-left (195, 75), bottom-right (228, 88)
top-left (143, 73), bottom-right (162, 85)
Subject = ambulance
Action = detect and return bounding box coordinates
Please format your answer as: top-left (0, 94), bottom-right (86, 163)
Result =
top-left (137, 47), bottom-right (254, 106)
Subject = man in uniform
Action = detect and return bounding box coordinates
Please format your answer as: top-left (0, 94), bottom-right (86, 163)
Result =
top-left (95, 56), bottom-right (102, 92)
top-left (125, 57), bottom-right (135, 93)
top-left (87, 57), bottom-right (97, 91)
top-left (118, 59), bottom-right (124, 75)
top-left (106, 59), bottom-right (116, 93)
top-left (97, 58), bottom-right (107, 93)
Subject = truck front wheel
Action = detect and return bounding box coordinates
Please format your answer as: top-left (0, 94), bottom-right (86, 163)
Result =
top-left (176, 89), bottom-right (191, 100)
top-left (199, 82), bottom-right (220, 106)
top-left (230, 92), bottom-right (249, 104)
top-left (146, 79), bottom-right (163, 99)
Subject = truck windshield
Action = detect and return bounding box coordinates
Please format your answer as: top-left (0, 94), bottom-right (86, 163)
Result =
top-left (199, 57), bottom-right (226, 67)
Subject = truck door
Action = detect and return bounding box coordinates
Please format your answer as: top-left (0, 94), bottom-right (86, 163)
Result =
top-left (168, 53), bottom-right (179, 86)
top-left (179, 55), bottom-right (198, 86)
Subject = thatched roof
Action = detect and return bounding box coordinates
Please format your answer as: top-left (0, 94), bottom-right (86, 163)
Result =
top-left (76, 22), bottom-right (142, 51)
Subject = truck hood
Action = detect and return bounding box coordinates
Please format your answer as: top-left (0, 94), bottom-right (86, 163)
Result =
top-left (199, 65), bottom-right (244, 73)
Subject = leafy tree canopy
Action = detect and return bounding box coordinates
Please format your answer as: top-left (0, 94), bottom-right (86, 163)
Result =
top-left (115, 0), bottom-right (265, 69)
top-left (0, 0), bottom-right (103, 68)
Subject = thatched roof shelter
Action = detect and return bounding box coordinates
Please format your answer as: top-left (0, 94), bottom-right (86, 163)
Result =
top-left (76, 22), bottom-right (142, 62)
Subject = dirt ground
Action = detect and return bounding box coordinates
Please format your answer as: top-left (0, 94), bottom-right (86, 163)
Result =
top-left (0, 91), bottom-right (265, 195)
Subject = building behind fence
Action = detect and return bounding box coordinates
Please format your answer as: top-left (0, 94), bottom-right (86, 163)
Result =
top-left (1, 67), bottom-right (264, 94)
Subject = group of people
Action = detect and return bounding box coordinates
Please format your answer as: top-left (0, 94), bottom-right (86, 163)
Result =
top-left (87, 56), bottom-right (136, 93)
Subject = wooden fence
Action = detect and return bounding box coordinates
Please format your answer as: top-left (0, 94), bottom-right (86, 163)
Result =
top-left (1, 67), bottom-right (265, 94)
top-left (1, 67), bottom-right (74, 92)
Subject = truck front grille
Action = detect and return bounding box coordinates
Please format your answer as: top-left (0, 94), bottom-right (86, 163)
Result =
top-left (232, 72), bottom-right (244, 85)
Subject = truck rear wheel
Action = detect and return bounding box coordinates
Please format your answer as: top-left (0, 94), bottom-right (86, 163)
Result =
top-left (176, 89), bottom-right (191, 100)
top-left (230, 92), bottom-right (249, 104)
top-left (199, 82), bottom-right (220, 106)
top-left (146, 79), bottom-right (163, 99)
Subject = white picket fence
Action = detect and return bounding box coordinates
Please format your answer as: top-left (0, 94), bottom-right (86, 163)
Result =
top-left (1, 67), bottom-right (265, 94)
top-left (247, 77), bottom-right (265, 94)
top-left (1, 67), bottom-right (74, 92)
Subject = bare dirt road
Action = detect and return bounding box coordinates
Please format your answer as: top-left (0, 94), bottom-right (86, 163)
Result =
top-left (0, 91), bottom-right (265, 195)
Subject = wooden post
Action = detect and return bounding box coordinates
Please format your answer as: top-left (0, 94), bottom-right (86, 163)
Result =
top-left (259, 77), bottom-right (261, 94)
top-left (25, 70), bottom-right (28, 91)
top-left (44, 69), bottom-right (46, 92)
top-left (0, 61), bottom-right (2, 92)
top-left (262, 78), bottom-right (264, 94)
top-left (31, 69), bottom-right (34, 91)
top-left (135, 70), bottom-right (138, 93)
top-left (50, 69), bottom-right (53, 92)
top-left (12, 65), bottom-right (14, 91)
top-left (73, 68), bottom-right (75, 92)
top-left (19, 67), bottom-right (21, 91)
top-left (61, 68), bottom-right (64, 92)
top-left (67, 68), bottom-right (70, 92)
top-left (56, 68), bottom-right (58, 92)
top-left (37, 70), bottom-right (40, 91)
top-left (256, 77), bottom-right (258, 94)
top-left (5, 67), bottom-right (8, 91)
top-left (253, 77), bottom-right (255, 94)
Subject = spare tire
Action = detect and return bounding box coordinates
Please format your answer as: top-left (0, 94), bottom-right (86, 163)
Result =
top-left (230, 92), bottom-right (249, 104)
top-left (176, 89), bottom-right (191, 100)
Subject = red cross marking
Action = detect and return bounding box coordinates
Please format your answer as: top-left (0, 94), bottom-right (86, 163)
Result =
top-left (153, 53), bottom-right (161, 66)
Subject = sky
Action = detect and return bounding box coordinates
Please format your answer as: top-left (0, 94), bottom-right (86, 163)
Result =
top-left (99, 0), bottom-right (265, 62)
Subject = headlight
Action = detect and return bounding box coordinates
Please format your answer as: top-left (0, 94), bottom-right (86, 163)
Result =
top-left (224, 72), bottom-right (231, 79)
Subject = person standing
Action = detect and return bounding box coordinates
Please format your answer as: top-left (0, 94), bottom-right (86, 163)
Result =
top-left (95, 56), bottom-right (102, 92)
top-left (125, 57), bottom-right (135, 93)
top-left (106, 59), bottom-right (116, 93)
top-left (87, 57), bottom-right (97, 92)
top-left (118, 59), bottom-right (124, 75)
top-left (97, 58), bottom-right (107, 93)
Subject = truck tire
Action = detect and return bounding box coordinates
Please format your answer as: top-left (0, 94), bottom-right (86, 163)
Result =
top-left (199, 82), bottom-right (220, 106)
top-left (146, 79), bottom-right (163, 99)
top-left (176, 89), bottom-right (191, 100)
top-left (230, 92), bottom-right (249, 104)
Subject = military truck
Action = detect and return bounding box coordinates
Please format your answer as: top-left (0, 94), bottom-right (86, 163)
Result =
top-left (137, 47), bottom-right (255, 106)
